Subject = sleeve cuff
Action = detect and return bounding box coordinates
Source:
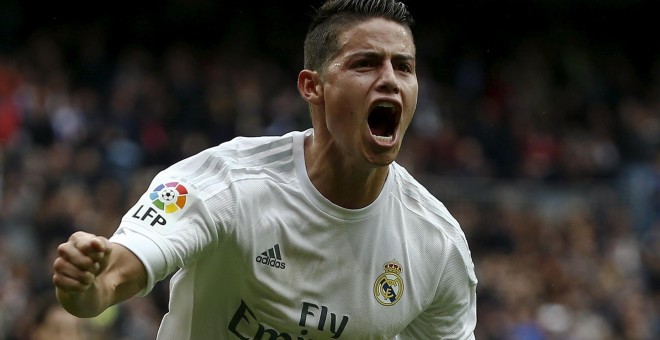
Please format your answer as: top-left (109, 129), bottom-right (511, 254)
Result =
top-left (109, 225), bottom-right (170, 297)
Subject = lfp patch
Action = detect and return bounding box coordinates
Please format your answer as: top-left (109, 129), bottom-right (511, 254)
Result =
top-left (150, 182), bottom-right (188, 213)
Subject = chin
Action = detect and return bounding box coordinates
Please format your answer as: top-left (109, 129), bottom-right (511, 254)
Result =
top-left (366, 152), bottom-right (398, 168)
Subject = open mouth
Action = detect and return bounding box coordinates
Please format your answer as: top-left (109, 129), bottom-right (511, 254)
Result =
top-left (368, 102), bottom-right (399, 143)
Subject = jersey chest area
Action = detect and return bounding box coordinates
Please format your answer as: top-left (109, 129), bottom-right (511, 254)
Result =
top-left (223, 203), bottom-right (431, 339)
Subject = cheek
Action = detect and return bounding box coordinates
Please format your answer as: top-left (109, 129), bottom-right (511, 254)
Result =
top-left (326, 107), bottom-right (357, 137)
top-left (325, 82), bottom-right (362, 121)
top-left (403, 85), bottom-right (419, 124)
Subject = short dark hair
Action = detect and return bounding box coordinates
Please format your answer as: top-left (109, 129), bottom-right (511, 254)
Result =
top-left (304, 0), bottom-right (415, 74)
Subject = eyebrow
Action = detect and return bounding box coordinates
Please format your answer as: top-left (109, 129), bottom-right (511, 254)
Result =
top-left (346, 51), bottom-right (416, 63)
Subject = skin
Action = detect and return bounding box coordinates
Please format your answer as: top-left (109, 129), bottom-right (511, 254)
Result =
top-left (53, 17), bottom-right (418, 318)
top-left (298, 18), bottom-right (418, 208)
top-left (52, 232), bottom-right (145, 317)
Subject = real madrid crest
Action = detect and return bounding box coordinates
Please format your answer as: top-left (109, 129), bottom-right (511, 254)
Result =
top-left (373, 260), bottom-right (404, 306)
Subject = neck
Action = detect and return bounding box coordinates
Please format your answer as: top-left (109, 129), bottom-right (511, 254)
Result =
top-left (304, 131), bottom-right (389, 209)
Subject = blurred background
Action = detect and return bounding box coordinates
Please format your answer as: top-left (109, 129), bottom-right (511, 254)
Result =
top-left (1, 0), bottom-right (658, 339)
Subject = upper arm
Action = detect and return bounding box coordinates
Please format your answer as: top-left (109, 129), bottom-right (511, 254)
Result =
top-left (399, 242), bottom-right (477, 339)
top-left (399, 280), bottom-right (476, 339)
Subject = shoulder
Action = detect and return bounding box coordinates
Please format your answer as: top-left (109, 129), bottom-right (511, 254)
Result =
top-left (136, 132), bottom-right (303, 209)
top-left (178, 132), bottom-right (297, 169)
top-left (160, 132), bottom-right (300, 186)
top-left (390, 162), bottom-right (460, 229)
top-left (390, 163), bottom-right (476, 280)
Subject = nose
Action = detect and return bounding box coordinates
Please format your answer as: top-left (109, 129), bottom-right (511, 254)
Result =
top-left (376, 63), bottom-right (400, 94)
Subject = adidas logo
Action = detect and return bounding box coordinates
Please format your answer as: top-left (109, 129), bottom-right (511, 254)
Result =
top-left (255, 244), bottom-right (286, 269)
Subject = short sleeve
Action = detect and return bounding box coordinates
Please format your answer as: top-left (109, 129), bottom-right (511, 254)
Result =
top-left (109, 173), bottom-right (219, 295)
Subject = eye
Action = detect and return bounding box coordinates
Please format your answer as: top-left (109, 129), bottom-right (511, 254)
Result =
top-left (395, 62), bottom-right (414, 73)
top-left (354, 59), bottom-right (376, 69)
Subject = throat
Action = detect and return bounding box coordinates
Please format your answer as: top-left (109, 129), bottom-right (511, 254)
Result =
top-left (304, 131), bottom-right (389, 209)
top-left (308, 162), bottom-right (389, 209)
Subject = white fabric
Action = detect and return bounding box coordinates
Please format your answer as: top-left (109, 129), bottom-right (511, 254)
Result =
top-left (110, 129), bottom-right (477, 339)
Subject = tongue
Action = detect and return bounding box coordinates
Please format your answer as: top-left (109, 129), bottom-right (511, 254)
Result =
top-left (370, 126), bottom-right (388, 136)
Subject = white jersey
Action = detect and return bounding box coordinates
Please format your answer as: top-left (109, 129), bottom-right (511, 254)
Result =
top-left (110, 129), bottom-right (477, 339)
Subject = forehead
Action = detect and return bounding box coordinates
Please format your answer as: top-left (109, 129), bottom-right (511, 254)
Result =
top-left (336, 18), bottom-right (415, 57)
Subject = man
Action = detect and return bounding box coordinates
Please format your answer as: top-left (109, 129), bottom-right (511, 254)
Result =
top-left (52, 0), bottom-right (478, 338)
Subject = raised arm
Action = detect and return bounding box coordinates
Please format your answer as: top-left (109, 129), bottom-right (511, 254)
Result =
top-left (52, 231), bottom-right (147, 318)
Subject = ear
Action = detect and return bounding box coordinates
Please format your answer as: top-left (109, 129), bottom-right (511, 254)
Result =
top-left (297, 69), bottom-right (324, 105)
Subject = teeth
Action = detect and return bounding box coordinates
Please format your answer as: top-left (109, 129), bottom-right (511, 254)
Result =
top-left (373, 135), bottom-right (393, 143)
top-left (376, 102), bottom-right (395, 108)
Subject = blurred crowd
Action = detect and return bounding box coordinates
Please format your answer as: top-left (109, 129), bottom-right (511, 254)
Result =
top-left (1, 3), bottom-right (659, 339)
